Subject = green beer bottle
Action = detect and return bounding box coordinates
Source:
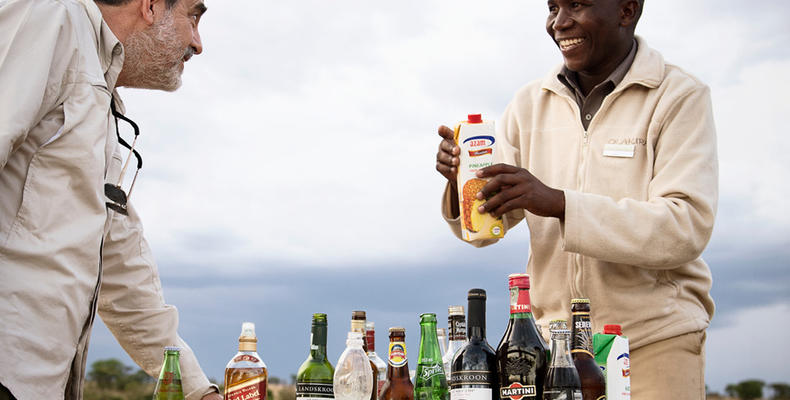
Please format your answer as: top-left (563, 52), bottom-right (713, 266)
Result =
top-left (414, 313), bottom-right (449, 400)
top-left (153, 346), bottom-right (185, 400)
top-left (297, 313), bottom-right (336, 400)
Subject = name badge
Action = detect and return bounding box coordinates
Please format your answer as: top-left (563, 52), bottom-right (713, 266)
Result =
top-left (603, 143), bottom-right (635, 158)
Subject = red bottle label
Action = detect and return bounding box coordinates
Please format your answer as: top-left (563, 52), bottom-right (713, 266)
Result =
top-left (233, 355), bottom-right (261, 363)
top-left (509, 287), bottom-right (532, 314)
top-left (226, 376), bottom-right (266, 400)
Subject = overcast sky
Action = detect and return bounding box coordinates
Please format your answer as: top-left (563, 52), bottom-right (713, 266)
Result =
top-left (87, 0), bottom-right (790, 394)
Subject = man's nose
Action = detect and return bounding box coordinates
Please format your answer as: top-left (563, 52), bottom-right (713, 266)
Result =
top-left (552, 8), bottom-right (573, 31)
top-left (191, 27), bottom-right (203, 55)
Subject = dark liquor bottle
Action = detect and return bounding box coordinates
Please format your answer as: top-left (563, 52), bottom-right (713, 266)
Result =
top-left (450, 289), bottom-right (497, 400)
top-left (380, 327), bottom-right (415, 400)
top-left (570, 299), bottom-right (605, 400)
top-left (297, 313), bottom-right (335, 400)
top-left (153, 346), bottom-right (185, 400)
top-left (543, 329), bottom-right (582, 400)
top-left (352, 311), bottom-right (380, 400)
top-left (496, 274), bottom-right (548, 400)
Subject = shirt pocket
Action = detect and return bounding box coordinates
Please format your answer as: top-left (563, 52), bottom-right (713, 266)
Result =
top-left (587, 129), bottom-right (652, 201)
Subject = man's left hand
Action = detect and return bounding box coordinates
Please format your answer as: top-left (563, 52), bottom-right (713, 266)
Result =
top-left (202, 392), bottom-right (224, 400)
top-left (475, 164), bottom-right (565, 220)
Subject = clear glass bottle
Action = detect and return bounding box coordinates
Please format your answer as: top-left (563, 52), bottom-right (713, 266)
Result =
top-left (542, 329), bottom-right (582, 400)
top-left (334, 332), bottom-right (374, 400)
top-left (367, 321), bottom-right (388, 397)
top-left (153, 346), bottom-right (184, 400)
top-left (450, 289), bottom-right (496, 400)
top-left (297, 313), bottom-right (335, 400)
top-left (414, 313), bottom-right (449, 400)
top-left (225, 322), bottom-right (268, 400)
top-left (496, 274), bottom-right (548, 400)
top-left (443, 306), bottom-right (466, 376)
top-left (352, 311), bottom-right (380, 400)
top-left (437, 328), bottom-right (448, 360)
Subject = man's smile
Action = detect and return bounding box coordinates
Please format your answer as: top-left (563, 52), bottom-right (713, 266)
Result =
top-left (557, 37), bottom-right (586, 51)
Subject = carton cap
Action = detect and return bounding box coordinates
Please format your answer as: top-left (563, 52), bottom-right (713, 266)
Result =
top-left (603, 324), bottom-right (622, 336)
top-left (467, 114), bottom-right (482, 123)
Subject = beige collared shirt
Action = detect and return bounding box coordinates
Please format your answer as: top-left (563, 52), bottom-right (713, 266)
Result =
top-left (0, 1), bottom-right (214, 398)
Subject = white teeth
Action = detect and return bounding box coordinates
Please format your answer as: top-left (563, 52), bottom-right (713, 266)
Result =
top-left (559, 38), bottom-right (584, 50)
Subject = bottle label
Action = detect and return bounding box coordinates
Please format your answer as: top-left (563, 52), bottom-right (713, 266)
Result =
top-left (296, 383), bottom-right (334, 399)
top-left (571, 312), bottom-right (593, 357)
top-left (449, 318), bottom-right (466, 341)
top-left (388, 342), bottom-right (408, 367)
top-left (451, 388), bottom-right (493, 400)
top-left (233, 354), bottom-right (261, 363)
top-left (542, 389), bottom-right (582, 400)
top-left (226, 376), bottom-right (266, 400)
top-left (449, 371), bottom-right (493, 388)
top-left (418, 363), bottom-right (445, 381)
top-left (499, 382), bottom-right (536, 399)
top-left (510, 287), bottom-right (532, 314)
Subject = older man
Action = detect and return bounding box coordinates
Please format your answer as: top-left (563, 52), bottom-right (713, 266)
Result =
top-left (436, 0), bottom-right (717, 398)
top-left (0, 0), bottom-right (221, 399)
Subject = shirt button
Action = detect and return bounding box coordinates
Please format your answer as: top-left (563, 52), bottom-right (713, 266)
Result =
top-left (113, 46), bottom-right (122, 55)
top-left (585, 114), bottom-right (592, 121)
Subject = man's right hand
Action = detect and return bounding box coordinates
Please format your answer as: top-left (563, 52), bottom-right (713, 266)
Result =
top-left (436, 125), bottom-right (460, 218)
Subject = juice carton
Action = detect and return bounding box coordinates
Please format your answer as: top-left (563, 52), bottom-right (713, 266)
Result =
top-left (593, 324), bottom-right (631, 400)
top-left (454, 114), bottom-right (504, 241)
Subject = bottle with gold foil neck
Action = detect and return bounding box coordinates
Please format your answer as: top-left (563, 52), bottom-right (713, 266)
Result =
top-left (225, 322), bottom-right (268, 400)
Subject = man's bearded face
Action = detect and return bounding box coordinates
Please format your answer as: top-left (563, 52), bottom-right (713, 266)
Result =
top-left (122, 11), bottom-right (194, 92)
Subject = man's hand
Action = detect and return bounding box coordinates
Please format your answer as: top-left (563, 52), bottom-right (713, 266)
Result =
top-left (475, 163), bottom-right (565, 220)
top-left (202, 392), bottom-right (223, 400)
top-left (436, 125), bottom-right (460, 217)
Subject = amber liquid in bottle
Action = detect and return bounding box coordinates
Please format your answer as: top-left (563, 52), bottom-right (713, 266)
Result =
top-left (225, 322), bottom-right (269, 400)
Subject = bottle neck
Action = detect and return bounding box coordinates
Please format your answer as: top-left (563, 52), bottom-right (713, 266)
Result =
top-left (509, 286), bottom-right (533, 319)
top-left (387, 336), bottom-right (410, 378)
top-left (419, 321), bottom-right (441, 360)
top-left (239, 338), bottom-right (257, 352)
top-left (366, 330), bottom-right (376, 353)
top-left (549, 336), bottom-right (574, 368)
top-left (448, 315), bottom-right (466, 342)
top-left (351, 319), bottom-right (368, 352)
top-left (159, 351), bottom-right (182, 380)
top-left (571, 310), bottom-right (593, 356)
top-left (310, 323), bottom-right (328, 360)
top-left (467, 298), bottom-right (486, 340)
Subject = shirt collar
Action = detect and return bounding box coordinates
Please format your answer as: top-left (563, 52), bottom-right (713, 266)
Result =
top-left (556, 38), bottom-right (637, 98)
top-left (77, 0), bottom-right (124, 89)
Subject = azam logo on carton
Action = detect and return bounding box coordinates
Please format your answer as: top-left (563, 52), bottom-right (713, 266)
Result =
top-left (463, 135), bottom-right (495, 157)
top-left (500, 382), bottom-right (536, 400)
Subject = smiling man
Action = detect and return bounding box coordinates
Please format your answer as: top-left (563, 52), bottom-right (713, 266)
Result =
top-left (436, 0), bottom-right (717, 398)
top-left (0, 0), bottom-right (221, 399)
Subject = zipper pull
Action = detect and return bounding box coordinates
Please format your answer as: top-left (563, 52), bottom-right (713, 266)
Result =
top-left (583, 130), bottom-right (589, 144)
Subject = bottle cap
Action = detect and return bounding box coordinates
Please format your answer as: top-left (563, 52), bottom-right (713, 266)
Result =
top-left (352, 310), bottom-right (366, 320)
top-left (571, 298), bottom-right (590, 304)
top-left (312, 313), bottom-right (328, 324)
top-left (389, 327), bottom-right (406, 335)
top-left (163, 346), bottom-right (181, 353)
top-left (437, 328), bottom-right (446, 336)
top-left (419, 313), bottom-right (437, 323)
top-left (239, 322), bottom-right (257, 343)
top-left (468, 288), bottom-right (487, 300)
top-left (467, 114), bottom-right (483, 124)
top-left (448, 305), bottom-right (465, 316)
top-left (508, 273), bottom-right (530, 289)
top-left (603, 324), bottom-right (622, 335)
top-left (365, 321), bottom-right (375, 331)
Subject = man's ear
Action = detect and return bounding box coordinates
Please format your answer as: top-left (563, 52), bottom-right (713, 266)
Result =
top-left (619, 0), bottom-right (639, 29)
top-left (139, 0), bottom-right (167, 25)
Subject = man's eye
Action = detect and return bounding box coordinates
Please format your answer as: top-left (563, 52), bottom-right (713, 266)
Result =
top-left (548, 5), bottom-right (558, 13)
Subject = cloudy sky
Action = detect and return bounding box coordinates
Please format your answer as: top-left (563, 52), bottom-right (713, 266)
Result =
top-left (87, 0), bottom-right (790, 394)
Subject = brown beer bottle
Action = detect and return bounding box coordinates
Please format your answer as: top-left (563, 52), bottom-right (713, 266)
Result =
top-left (380, 327), bottom-right (414, 400)
top-left (352, 310), bottom-right (380, 400)
top-left (570, 299), bottom-right (605, 400)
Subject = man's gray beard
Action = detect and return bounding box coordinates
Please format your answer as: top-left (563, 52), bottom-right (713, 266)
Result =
top-left (122, 11), bottom-right (189, 92)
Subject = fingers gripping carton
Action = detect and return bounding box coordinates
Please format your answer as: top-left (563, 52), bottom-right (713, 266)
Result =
top-left (454, 114), bottom-right (505, 241)
top-left (593, 324), bottom-right (631, 400)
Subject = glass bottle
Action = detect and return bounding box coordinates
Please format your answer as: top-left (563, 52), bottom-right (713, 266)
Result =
top-left (547, 320), bottom-right (567, 361)
top-left (380, 327), bottom-right (415, 400)
top-left (367, 321), bottom-right (388, 397)
top-left (437, 328), bottom-right (448, 360)
top-left (443, 306), bottom-right (466, 375)
top-left (449, 289), bottom-right (496, 400)
top-left (570, 299), bottom-right (605, 400)
top-left (352, 311), bottom-right (380, 400)
top-left (414, 313), bottom-right (449, 400)
top-left (543, 329), bottom-right (582, 400)
top-left (496, 274), bottom-right (548, 400)
top-left (153, 346), bottom-right (184, 400)
top-left (335, 332), bottom-right (374, 400)
top-left (297, 313), bottom-right (335, 400)
top-left (224, 322), bottom-right (268, 400)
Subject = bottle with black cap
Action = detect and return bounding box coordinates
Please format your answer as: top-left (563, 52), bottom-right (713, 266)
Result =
top-left (450, 289), bottom-right (497, 400)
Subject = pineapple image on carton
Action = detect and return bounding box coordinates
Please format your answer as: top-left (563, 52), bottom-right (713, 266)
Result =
top-left (454, 114), bottom-right (505, 241)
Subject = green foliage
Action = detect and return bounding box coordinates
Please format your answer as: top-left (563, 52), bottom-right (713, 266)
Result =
top-left (278, 384), bottom-right (296, 400)
top-left (724, 379), bottom-right (765, 400)
top-left (770, 382), bottom-right (790, 400)
top-left (84, 358), bottom-right (154, 400)
top-left (88, 358), bottom-right (132, 390)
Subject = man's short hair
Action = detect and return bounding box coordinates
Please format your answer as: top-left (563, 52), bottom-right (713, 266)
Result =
top-left (94, 0), bottom-right (179, 9)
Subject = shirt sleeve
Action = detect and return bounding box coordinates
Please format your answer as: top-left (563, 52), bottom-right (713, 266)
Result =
top-left (0, 0), bottom-right (72, 170)
top-left (97, 204), bottom-right (218, 400)
top-left (560, 84), bottom-right (718, 269)
top-left (441, 101), bottom-right (526, 246)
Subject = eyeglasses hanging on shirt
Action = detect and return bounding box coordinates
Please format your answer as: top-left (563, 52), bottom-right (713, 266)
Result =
top-left (105, 99), bottom-right (143, 216)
